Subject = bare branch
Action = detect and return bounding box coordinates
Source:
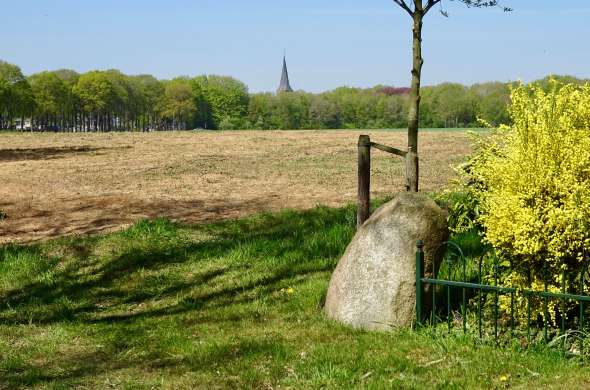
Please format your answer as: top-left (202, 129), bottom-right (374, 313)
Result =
top-left (392, 0), bottom-right (414, 16)
top-left (423, 0), bottom-right (442, 15)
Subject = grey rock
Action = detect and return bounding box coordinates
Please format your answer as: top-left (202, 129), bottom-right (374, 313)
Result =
top-left (325, 192), bottom-right (448, 330)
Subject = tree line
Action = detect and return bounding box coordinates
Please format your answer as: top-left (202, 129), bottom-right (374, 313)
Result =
top-left (0, 59), bottom-right (586, 131)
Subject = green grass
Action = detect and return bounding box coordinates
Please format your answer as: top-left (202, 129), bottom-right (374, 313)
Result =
top-left (1, 204), bottom-right (590, 388)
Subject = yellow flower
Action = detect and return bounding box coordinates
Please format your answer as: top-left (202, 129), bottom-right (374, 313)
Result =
top-left (463, 79), bottom-right (590, 320)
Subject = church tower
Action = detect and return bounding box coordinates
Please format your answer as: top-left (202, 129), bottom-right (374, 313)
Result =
top-left (277, 55), bottom-right (293, 93)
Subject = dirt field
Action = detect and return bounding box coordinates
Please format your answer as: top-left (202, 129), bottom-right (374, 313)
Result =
top-left (0, 130), bottom-right (473, 243)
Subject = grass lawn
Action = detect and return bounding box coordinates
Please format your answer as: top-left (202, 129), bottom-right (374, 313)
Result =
top-left (1, 204), bottom-right (590, 388)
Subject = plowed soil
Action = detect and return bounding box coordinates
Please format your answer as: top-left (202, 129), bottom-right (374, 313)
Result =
top-left (0, 130), bottom-right (472, 243)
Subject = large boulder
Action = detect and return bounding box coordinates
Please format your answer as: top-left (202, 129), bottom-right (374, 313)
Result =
top-left (325, 192), bottom-right (448, 330)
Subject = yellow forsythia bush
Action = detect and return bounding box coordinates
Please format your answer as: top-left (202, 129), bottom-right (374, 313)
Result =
top-left (469, 80), bottom-right (590, 291)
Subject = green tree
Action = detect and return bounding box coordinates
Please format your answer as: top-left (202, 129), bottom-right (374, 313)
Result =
top-left (372, 90), bottom-right (408, 128)
top-left (327, 87), bottom-right (362, 129)
top-left (0, 60), bottom-right (33, 130)
top-left (425, 83), bottom-right (477, 127)
top-left (273, 92), bottom-right (311, 130)
top-left (28, 71), bottom-right (68, 130)
top-left (248, 93), bottom-right (274, 129)
top-left (309, 95), bottom-right (341, 129)
top-left (191, 75), bottom-right (249, 129)
top-left (471, 81), bottom-right (510, 126)
top-left (160, 78), bottom-right (197, 130)
top-left (73, 71), bottom-right (117, 131)
top-left (133, 74), bottom-right (164, 131)
top-left (104, 69), bottom-right (131, 130)
top-left (534, 75), bottom-right (588, 90)
top-left (52, 69), bottom-right (80, 131)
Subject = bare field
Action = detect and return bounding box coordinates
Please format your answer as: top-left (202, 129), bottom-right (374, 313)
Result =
top-left (0, 130), bottom-right (472, 243)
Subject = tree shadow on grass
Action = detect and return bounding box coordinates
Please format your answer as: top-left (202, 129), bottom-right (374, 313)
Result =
top-left (0, 206), bottom-right (355, 387)
top-left (0, 145), bottom-right (131, 162)
top-left (1, 194), bottom-right (292, 244)
top-left (0, 206), bottom-right (354, 325)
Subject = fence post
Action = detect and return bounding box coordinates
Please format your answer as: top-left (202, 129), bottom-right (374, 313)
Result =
top-left (416, 240), bottom-right (424, 327)
top-left (405, 147), bottom-right (419, 192)
top-left (357, 135), bottom-right (371, 228)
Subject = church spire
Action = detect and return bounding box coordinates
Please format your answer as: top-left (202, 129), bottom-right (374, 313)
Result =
top-left (277, 54), bottom-right (293, 93)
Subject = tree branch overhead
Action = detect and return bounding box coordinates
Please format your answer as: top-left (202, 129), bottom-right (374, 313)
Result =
top-left (392, 0), bottom-right (414, 16)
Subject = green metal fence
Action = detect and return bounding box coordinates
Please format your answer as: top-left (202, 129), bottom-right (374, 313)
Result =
top-left (415, 240), bottom-right (590, 353)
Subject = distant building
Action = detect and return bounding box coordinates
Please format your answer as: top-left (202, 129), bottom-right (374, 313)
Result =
top-left (277, 55), bottom-right (293, 93)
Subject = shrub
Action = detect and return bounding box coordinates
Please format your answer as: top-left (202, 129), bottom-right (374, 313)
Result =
top-left (463, 80), bottom-right (590, 320)
top-left (434, 190), bottom-right (480, 235)
top-left (218, 116), bottom-right (236, 130)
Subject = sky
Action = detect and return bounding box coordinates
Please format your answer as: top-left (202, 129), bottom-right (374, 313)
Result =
top-left (1, 1), bottom-right (589, 93)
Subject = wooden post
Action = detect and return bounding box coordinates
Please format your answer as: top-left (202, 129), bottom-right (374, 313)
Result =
top-left (405, 147), bottom-right (419, 192)
top-left (357, 135), bottom-right (371, 228)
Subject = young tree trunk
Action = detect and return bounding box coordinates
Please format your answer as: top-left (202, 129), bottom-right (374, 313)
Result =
top-left (406, 4), bottom-right (424, 192)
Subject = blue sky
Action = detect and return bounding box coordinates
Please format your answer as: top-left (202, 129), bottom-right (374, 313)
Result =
top-left (1, 1), bottom-right (589, 92)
